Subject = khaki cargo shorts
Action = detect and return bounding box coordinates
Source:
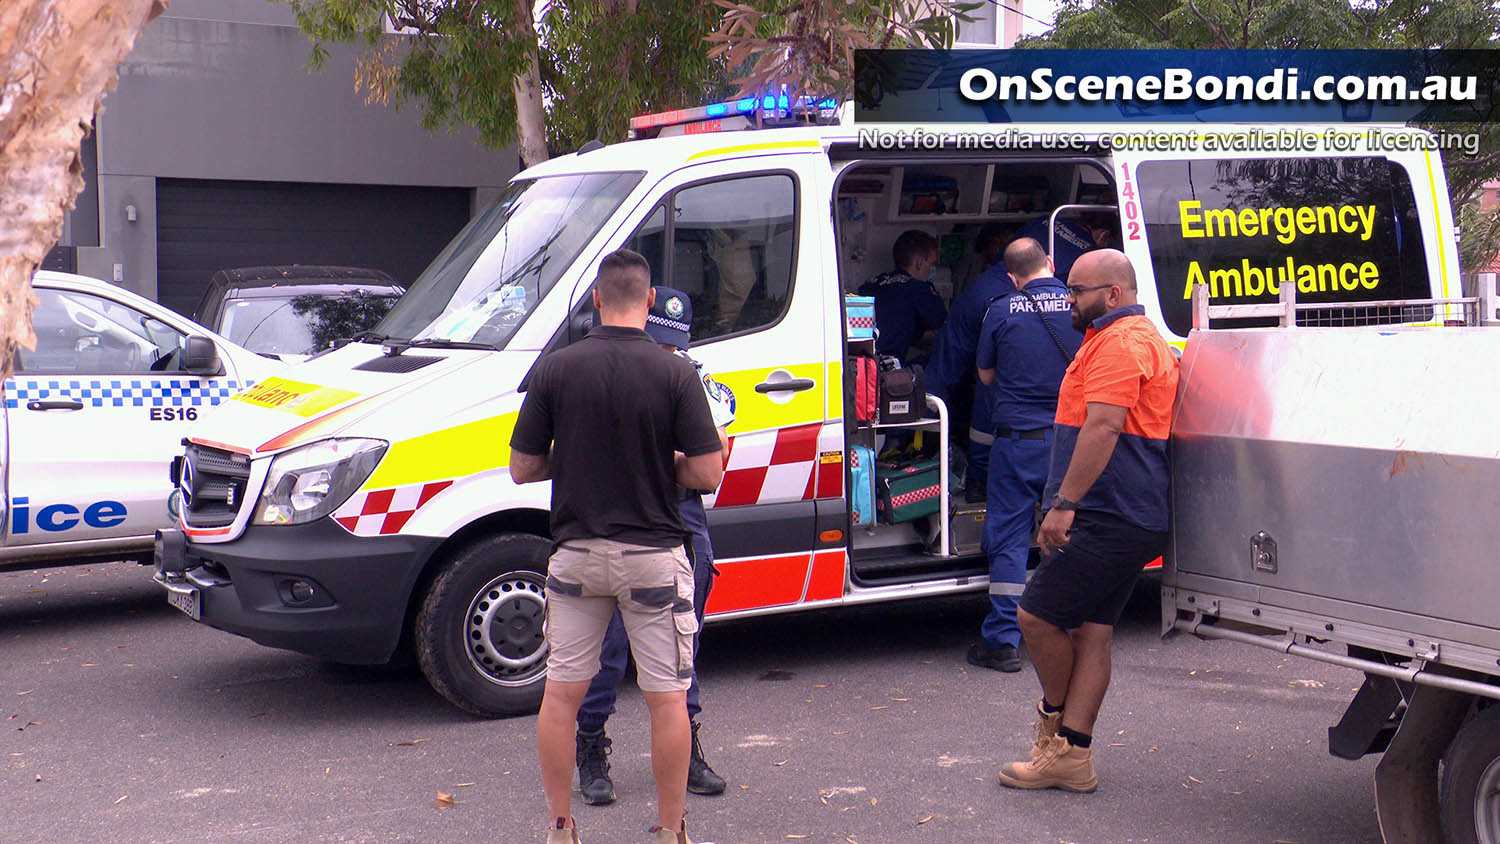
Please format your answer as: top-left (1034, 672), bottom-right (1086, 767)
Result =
top-left (544, 537), bottom-right (697, 692)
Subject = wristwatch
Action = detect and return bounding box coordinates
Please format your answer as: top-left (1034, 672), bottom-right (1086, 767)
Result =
top-left (1050, 493), bottom-right (1079, 511)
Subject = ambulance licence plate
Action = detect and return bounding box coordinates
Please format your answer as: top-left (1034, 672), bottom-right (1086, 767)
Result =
top-left (163, 582), bottom-right (201, 621)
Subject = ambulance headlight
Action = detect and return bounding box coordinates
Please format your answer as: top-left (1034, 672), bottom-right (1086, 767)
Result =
top-left (255, 438), bottom-right (387, 526)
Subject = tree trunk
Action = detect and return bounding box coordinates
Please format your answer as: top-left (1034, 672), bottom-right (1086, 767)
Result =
top-left (510, 0), bottom-right (549, 168)
top-left (0, 0), bottom-right (168, 386)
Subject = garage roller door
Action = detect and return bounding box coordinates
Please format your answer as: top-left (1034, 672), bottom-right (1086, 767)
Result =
top-left (156, 178), bottom-right (471, 317)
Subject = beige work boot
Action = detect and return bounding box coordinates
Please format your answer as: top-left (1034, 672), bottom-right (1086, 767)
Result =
top-left (1030, 701), bottom-right (1064, 760)
top-left (998, 734), bottom-right (1098, 793)
top-left (651, 819), bottom-right (694, 844)
top-left (546, 818), bottom-right (581, 844)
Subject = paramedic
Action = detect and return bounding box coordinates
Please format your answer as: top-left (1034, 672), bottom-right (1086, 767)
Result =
top-left (858, 229), bottom-right (946, 363)
top-left (927, 223), bottom-right (1014, 503)
top-left (968, 238), bottom-right (1081, 674)
top-left (510, 249), bottom-right (724, 844)
top-left (1022, 213), bottom-right (1115, 281)
top-left (997, 249), bottom-right (1178, 794)
top-left (575, 287), bottom-right (732, 806)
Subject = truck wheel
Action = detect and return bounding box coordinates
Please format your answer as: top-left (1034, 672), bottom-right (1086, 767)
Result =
top-left (1441, 704), bottom-right (1500, 844)
top-left (414, 533), bottom-right (551, 718)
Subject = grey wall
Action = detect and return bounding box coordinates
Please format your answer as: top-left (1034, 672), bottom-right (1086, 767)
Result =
top-left (76, 1), bottom-right (518, 300)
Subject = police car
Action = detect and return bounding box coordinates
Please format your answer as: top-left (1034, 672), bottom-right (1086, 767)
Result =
top-left (154, 99), bottom-right (1465, 717)
top-left (0, 271), bottom-right (282, 571)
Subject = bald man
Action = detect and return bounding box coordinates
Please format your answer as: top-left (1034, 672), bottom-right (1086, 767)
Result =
top-left (996, 249), bottom-right (1179, 794)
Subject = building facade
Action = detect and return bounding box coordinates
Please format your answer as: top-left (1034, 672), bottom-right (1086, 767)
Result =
top-left (51, 0), bottom-right (518, 316)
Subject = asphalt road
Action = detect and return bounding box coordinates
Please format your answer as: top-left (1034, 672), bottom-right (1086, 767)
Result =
top-left (2, 562), bottom-right (1380, 844)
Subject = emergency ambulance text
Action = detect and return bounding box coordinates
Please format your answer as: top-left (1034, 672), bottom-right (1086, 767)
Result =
top-left (1176, 200), bottom-right (1385, 300)
top-left (1179, 200), bottom-right (1376, 245)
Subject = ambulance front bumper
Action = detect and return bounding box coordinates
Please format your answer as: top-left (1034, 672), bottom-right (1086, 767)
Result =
top-left (154, 520), bottom-right (442, 664)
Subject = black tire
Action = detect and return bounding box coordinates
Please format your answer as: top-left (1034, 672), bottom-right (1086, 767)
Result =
top-left (414, 532), bottom-right (551, 718)
top-left (1441, 704), bottom-right (1500, 844)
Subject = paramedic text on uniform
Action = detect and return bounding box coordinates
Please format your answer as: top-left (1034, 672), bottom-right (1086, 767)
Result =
top-left (927, 223), bottom-right (1013, 504)
top-left (970, 238), bottom-right (1082, 675)
top-left (857, 230), bottom-right (946, 364)
top-left (997, 249), bottom-right (1178, 795)
top-left (575, 287), bottom-right (732, 807)
top-left (509, 249), bottom-right (724, 844)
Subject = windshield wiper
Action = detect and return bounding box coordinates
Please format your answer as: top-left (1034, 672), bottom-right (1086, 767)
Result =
top-left (347, 330), bottom-right (392, 344)
top-left (382, 337), bottom-right (499, 356)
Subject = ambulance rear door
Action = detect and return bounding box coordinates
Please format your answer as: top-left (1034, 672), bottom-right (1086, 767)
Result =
top-left (607, 151), bottom-right (845, 617)
top-left (1114, 142), bottom-right (1455, 341)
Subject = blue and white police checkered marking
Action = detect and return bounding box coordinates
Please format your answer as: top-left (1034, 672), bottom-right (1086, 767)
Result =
top-left (3, 379), bottom-right (250, 410)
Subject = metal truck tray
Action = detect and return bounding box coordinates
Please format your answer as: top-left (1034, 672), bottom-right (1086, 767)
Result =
top-left (1169, 326), bottom-right (1500, 677)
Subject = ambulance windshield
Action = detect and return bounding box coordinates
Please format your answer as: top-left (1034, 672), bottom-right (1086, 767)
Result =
top-left (377, 171), bottom-right (642, 346)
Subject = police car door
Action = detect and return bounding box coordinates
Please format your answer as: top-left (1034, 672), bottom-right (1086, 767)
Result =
top-left (611, 155), bottom-right (839, 616)
top-left (2, 286), bottom-right (236, 550)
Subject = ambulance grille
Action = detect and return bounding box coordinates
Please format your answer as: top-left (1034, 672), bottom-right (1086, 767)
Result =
top-left (181, 444), bottom-right (250, 528)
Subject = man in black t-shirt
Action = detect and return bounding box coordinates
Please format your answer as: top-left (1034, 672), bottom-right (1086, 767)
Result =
top-left (510, 249), bottom-right (723, 844)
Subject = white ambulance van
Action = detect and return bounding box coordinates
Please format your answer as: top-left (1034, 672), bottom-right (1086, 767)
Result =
top-left (155, 101), bottom-right (1464, 716)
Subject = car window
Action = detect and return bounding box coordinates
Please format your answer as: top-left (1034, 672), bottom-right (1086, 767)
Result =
top-left (624, 173), bottom-right (797, 344)
top-left (219, 292), bottom-right (399, 356)
top-left (19, 289), bottom-right (186, 374)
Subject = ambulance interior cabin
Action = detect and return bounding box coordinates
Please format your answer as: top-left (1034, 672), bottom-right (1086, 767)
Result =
top-left (834, 157), bottom-right (1117, 584)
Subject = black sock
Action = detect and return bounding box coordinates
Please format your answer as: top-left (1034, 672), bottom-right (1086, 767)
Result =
top-left (1058, 725), bottom-right (1092, 748)
top-left (578, 720), bottom-right (605, 736)
top-left (1041, 699), bottom-right (1064, 715)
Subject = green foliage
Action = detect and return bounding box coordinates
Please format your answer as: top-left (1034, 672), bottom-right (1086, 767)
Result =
top-left (281, 1), bottom-right (728, 155)
top-left (537, 2), bottom-right (727, 151)
top-left (1017, 0), bottom-right (1500, 270)
top-left (708, 0), bottom-right (981, 100)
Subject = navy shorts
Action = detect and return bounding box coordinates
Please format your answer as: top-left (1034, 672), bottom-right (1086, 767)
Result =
top-left (1019, 510), bottom-right (1167, 630)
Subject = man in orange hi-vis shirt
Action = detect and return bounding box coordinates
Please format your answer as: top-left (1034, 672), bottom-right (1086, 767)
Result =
top-left (996, 249), bottom-right (1179, 794)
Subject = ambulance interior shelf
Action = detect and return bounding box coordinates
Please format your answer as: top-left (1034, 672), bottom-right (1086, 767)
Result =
top-left (853, 393), bottom-right (952, 557)
top-left (878, 163), bottom-right (1091, 223)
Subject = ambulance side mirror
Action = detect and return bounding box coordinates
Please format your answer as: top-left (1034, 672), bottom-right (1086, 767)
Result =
top-left (182, 335), bottom-right (223, 376)
top-left (568, 311), bottom-right (595, 344)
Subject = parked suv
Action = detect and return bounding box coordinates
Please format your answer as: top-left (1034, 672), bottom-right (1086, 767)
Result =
top-left (2, 271), bottom-right (281, 571)
top-left (194, 266), bottom-right (405, 361)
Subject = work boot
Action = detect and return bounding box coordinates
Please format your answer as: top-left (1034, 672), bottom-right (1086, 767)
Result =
top-left (997, 734), bottom-right (1098, 793)
top-left (650, 819), bottom-right (694, 844)
top-left (575, 727), bottom-right (615, 805)
top-left (687, 721), bottom-right (727, 795)
top-left (546, 818), bottom-right (581, 844)
top-left (966, 642), bottom-right (1023, 673)
top-left (1030, 700), bottom-right (1064, 761)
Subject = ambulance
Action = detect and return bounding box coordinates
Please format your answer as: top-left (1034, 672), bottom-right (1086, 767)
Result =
top-left (154, 99), bottom-right (1464, 716)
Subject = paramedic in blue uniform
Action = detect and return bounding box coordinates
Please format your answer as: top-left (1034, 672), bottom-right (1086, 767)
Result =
top-left (858, 229), bottom-right (946, 363)
top-left (967, 238), bottom-right (1083, 673)
top-left (574, 287), bottom-right (734, 806)
top-left (927, 223), bottom-right (1013, 502)
top-left (1024, 213), bottom-right (1115, 282)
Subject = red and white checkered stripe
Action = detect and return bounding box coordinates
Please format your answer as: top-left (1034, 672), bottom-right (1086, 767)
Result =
top-left (847, 315), bottom-right (875, 330)
top-left (333, 480), bottom-right (454, 536)
top-left (889, 485), bottom-right (939, 509)
top-left (705, 421), bottom-right (844, 508)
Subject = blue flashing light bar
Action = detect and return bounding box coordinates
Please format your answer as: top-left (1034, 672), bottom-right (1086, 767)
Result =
top-left (630, 94), bottom-right (840, 134)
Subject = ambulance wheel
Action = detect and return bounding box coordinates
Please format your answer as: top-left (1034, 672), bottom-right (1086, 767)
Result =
top-left (414, 532), bottom-right (551, 718)
top-left (1440, 704), bottom-right (1500, 844)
